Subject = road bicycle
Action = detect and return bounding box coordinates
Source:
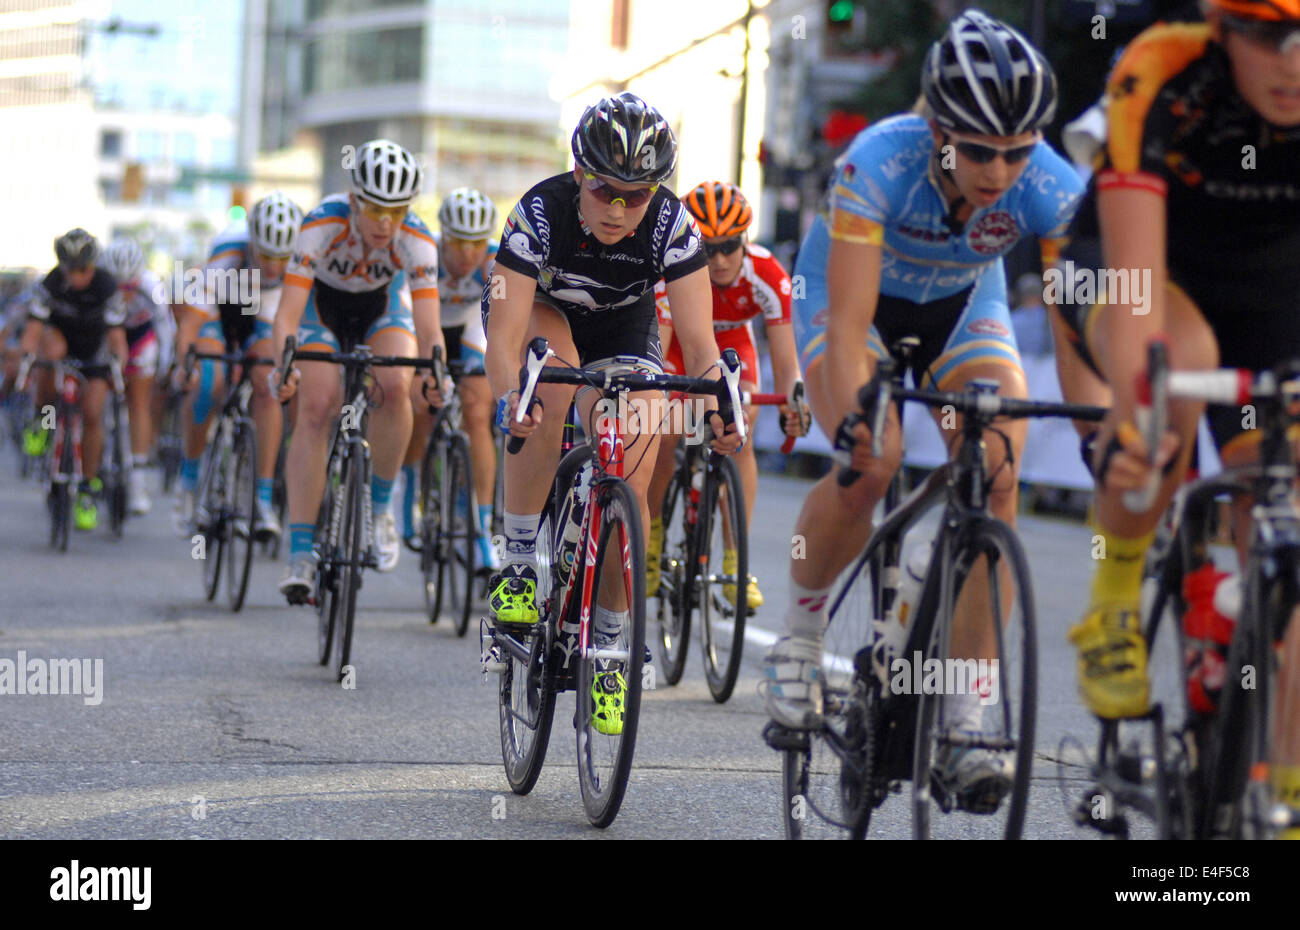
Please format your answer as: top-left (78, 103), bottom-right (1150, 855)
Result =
top-left (157, 372), bottom-right (184, 495)
top-left (654, 384), bottom-right (808, 702)
top-left (1065, 341), bottom-right (1300, 839)
top-left (483, 338), bottom-right (745, 827)
top-left (419, 346), bottom-right (476, 636)
top-left (765, 350), bottom-right (1105, 839)
top-left (279, 336), bottom-right (438, 681)
top-left (186, 347), bottom-right (272, 612)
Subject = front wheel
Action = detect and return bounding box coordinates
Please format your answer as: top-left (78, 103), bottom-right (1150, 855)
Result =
top-left (107, 392), bottom-right (127, 538)
top-left (197, 439), bottom-right (226, 601)
top-left (331, 448), bottom-right (366, 681)
top-left (440, 434), bottom-right (474, 637)
top-left (575, 478), bottom-right (646, 828)
top-left (225, 424), bottom-right (257, 611)
top-left (420, 436), bottom-right (444, 624)
top-left (697, 454), bottom-right (747, 703)
top-left (911, 518), bottom-right (1036, 840)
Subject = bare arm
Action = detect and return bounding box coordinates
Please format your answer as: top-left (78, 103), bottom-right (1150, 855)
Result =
top-left (825, 237), bottom-right (883, 426)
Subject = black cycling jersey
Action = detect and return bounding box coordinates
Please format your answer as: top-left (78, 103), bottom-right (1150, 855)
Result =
top-left (487, 172), bottom-right (707, 328)
top-left (28, 267), bottom-right (125, 362)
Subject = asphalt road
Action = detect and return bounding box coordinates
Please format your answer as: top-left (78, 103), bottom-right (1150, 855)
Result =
top-left (0, 455), bottom-right (1185, 839)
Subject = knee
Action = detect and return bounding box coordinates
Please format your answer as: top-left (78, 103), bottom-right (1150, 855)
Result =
top-left (374, 371), bottom-right (410, 411)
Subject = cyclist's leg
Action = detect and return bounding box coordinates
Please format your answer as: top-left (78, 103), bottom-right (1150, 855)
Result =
top-left (245, 321), bottom-right (282, 535)
top-left (492, 300), bottom-right (579, 622)
top-left (124, 326), bottom-right (158, 495)
top-left (1063, 280), bottom-right (1213, 718)
top-left (179, 321), bottom-right (229, 500)
top-left (645, 337), bottom-right (685, 595)
top-left (283, 299), bottom-right (343, 575)
top-left (765, 272), bottom-right (900, 728)
top-left (364, 288), bottom-right (419, 571)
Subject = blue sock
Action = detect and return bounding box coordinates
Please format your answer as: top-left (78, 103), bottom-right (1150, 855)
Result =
top-left (180, 458), bottom-right (200, 492)
top-left (371, 473), bottom-right (395, 512)
top-left (289, 523), bottom-right (314, 559)
top-left (478, 504), bottom-right (493, 538)
top-left (401, 464), bottom-right (417, 537)
top-left (257, 478), bottom-right (273, 508)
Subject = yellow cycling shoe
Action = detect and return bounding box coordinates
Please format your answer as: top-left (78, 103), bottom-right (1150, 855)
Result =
top-left (721, 549), bottom-right (761, 609)
top-left (1067, 605), bottom-right (1150, 719)
top-left (646, 517), bottom-right (663, 597)
top-left (489, 564), bottom-right (539, 624)
top-left (591, 669), bottom-right (626, 735)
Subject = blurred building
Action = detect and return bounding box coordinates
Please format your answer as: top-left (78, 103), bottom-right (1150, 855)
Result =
top-left (246, 0), bottom-right (570, 227)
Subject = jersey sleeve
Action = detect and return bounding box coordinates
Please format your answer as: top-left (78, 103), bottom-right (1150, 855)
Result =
top-left (655, 201), bottom-right (706, 283)
top-left (397, 217), bottom-right (440, 300)
top-left (1022, 145), bottom-right (1086, 245)
top-left (653, 278), bottom-right (671, 326)
top-left (27, 281), bottom-right (52, 321)
top-left (104, 290), bottom-right (127, 327)
top-left (1097, 22), bottom-right (1210, 196)
top-left (747, 246), bottom-right (793, 325)
top-left (826, 131), bottom-right (895, 246)
top-left (285, 206), bottom-right (346, 290)
top-left (493, 196), bottom-right (551, 281)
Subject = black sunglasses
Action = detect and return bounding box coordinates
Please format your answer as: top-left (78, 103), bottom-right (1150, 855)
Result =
top-left (704, 237), bottom-right (744, 257)
top-left (954, 139), bottom-right (1037, 165)
top-left (1222, 15), bottom-right (1300, 53)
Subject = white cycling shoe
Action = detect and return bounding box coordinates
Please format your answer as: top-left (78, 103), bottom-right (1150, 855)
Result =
top-left (374, 511), bottom-right (401, 572)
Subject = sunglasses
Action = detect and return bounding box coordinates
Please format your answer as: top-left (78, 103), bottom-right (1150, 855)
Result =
top-left (582, 172), bottom-right (658, 207)
top-left (952, 138), bottom-right (1037, 165)
top-left (1222, 15), bottom-right (1300, 53)
top-left (254, 249), bottom-right (292, 264)
top-left (356, 198), bottom-right (410, 224)
top-left (445, 235), bottom-right (489, 249)
top-left (703, 237), bottom-right (744, 258)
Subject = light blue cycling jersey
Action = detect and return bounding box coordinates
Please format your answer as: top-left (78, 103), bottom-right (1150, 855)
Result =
top-left (801, 113), bottom-right (1082, 305)
top-left (435, 234), bottom-right (497, 330)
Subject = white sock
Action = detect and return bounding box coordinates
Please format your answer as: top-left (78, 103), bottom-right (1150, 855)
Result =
top-left (504, 511), bottom-right (540, 570)
top-left (593, 605), bottom-right (627, 646)
top-left (784, 578), bottom-right (832, 641)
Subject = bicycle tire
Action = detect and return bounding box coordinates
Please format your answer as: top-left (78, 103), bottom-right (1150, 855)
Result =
top-left (198, 441), bottom-right (225, 601)
top-left (698, 453), bottom-right (748, 703)
top-left (420, 432), bottom-right (444, 624)
top-left (331, 445), bottom-right (366, 681)
top-left (654, 459), bottom-right (690, 686)
top-left (444, 433), bottom-right (474, 637)
top-left (50, 406), bottom-right (72, 551)
top-left (575, 477), bottom-right (646, 828)
top-left (159, 395), bottom-right (182, 495)
top-left (315, 449), bottom-right (343, 665)
top-left (911, 517), bottom-right (1036, 840)
top-left (496, 449), bottom-right (578, 795)
top-left (226, 424), bottom-right (257, 612)
top-left (108, 392), bottom-right (127, 538)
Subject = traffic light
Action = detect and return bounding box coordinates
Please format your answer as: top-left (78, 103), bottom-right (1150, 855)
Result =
top-left (122, 163), bottom-right (144, 203)
top-left (824, 0), bottom-right (866, 56)
top-left (229, 186), bottom-right (247, 224)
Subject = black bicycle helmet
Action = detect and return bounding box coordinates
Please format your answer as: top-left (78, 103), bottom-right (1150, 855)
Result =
top-left (922, 8), bottom-right (1058, 137)
top-left (571, 92), bottom-right (677, 184)
top-left (54, 228), bottom-right (100, 269)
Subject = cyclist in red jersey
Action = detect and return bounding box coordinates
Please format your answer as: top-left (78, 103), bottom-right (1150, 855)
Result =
top-left (647, 182), bottom-right (807, 608)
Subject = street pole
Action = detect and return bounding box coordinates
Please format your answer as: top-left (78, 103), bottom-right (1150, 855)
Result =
top-left (734, 0), bottom-right (753, 185)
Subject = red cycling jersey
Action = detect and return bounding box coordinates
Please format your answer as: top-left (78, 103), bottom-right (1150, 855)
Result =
top-left (656, 242), bottom-right (792, 379)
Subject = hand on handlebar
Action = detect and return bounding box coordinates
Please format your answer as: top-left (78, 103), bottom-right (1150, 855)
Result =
top-left (271, 365), bottom-right (300, 402)
top-left (1093, 413), bottom-right (1180, 494)
top-left (705, 409), bottom-right (746, 455)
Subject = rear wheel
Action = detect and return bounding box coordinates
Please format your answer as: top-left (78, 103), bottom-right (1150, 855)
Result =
top-left (912, 519), bottom-right (1036, 840)
top-left (441, 434), bottom-right (475, 637)
top-left (698, 454), bottom-right (748, 703)
top-left (654, 462), bottom-right (690, 686)
top-left (225, 425), bottom-right (257, 611)
top-left (575, 478), bottom-right (646, 828)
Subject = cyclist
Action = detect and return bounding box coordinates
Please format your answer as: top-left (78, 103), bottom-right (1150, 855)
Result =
top-left (485, 92), bottom-right (743, 732)
top-left (101, 238), bottom-right (172, 515)
top-left (172, 192), bottom-right (303, 541)
top-left (762, 10), bottom-right (1082, 807)
top-left (273, 139), bottom-right (445, 599)
top-left (646, 181), bottom-right (808, 609)
top-left (399, 187), bottom-right (500, 571)
top-left (18, 229), bottom-right (127, 530)
top-left (1049, 0), bottom-right (1300, 833)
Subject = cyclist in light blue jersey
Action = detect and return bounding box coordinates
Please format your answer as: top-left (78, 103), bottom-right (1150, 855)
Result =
top-left (764, 9), bottom-right (1083, 811)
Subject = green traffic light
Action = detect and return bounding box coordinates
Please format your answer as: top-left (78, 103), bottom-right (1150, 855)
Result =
top-left (829, 0), bottom-right (854, 23)
top-left (228, 205), bottom-right (246, 223)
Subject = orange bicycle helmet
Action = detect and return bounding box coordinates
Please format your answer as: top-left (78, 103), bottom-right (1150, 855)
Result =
top-left (1206, 0), bottom-right (1300, 20)
top-left (682, 181), bottom-right (753, 239)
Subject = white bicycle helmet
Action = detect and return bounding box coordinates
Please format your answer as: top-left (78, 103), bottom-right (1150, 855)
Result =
top-left (102, 238), bottom-right (146, 283)
top-left (351, 139), bottom-right (422, 207)
top-left (249, 192), bottom-right (304, 258)
top-left (438, 188), bottom-right (498, 239)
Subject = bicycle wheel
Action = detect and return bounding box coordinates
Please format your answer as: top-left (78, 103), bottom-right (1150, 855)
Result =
top-left (420, 434), bottom-right (445, 624)
top-left (575, 478), bottom-right (646, 828)
top-left (225, 424), bottom-right (257, 612)
top-left (697, 454), bottom-right (748, 703)
top-left (439, 433), bottom-right (474, 637)
top-left (777, 545), bottom-right (881, 840)
top-left (159, 393), bottom-right (182, 494)
top-left (912, 517), bottom-right (1036, 840)
top-left (197, 440), bottom-right (226, 601)
top-left (654, 460), bottom-right (691, 686)
top-left (315, 448), bottom-right (344, 665)
top-left (331, 446), bottom-right (366, 681)
top-left (49, 409), bottom-right (72, 552)
top-left (107, 393), bottom-right (127, 538)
